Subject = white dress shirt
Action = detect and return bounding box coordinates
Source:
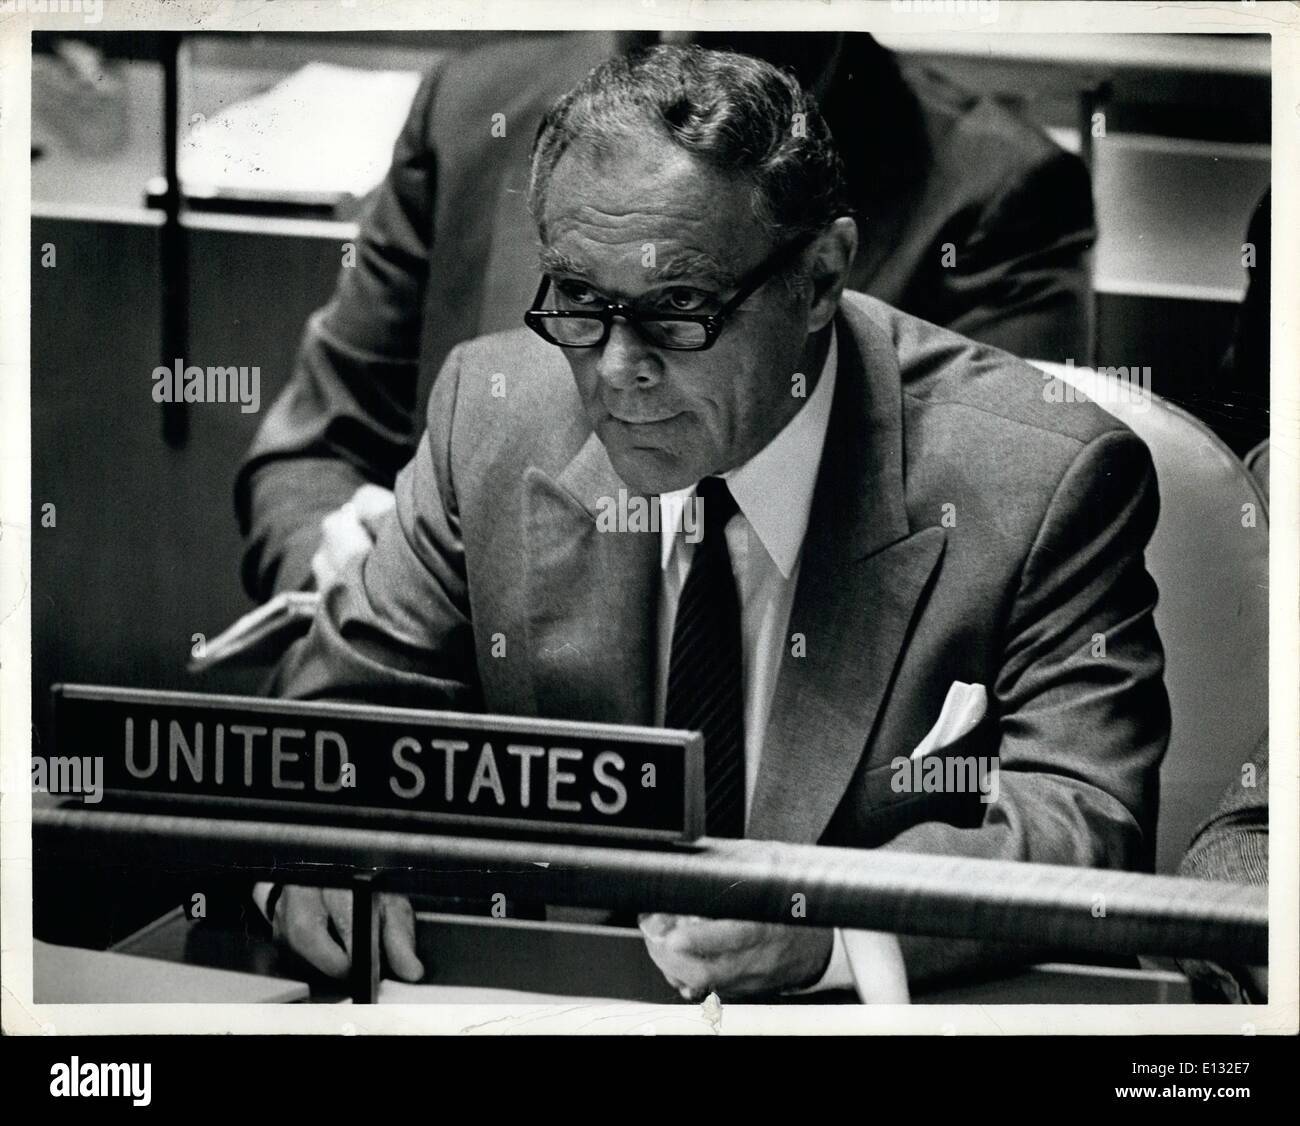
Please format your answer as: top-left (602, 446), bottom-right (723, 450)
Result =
top-left (654, 326), bottom-right (854, 992)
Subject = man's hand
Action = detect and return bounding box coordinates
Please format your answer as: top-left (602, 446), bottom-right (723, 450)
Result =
top-left (310, 484), bottom-right (396, 589)
top-left (638, 914), bottom-right (833, 1000)
top-left (271, 885), bottom-right (424, 982)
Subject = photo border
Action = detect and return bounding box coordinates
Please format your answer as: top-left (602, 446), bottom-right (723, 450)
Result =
top-left (2, 0), bottom-right (1295, 1037)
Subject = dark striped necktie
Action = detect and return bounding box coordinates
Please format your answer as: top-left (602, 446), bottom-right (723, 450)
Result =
top-left (666, 476), bottom-right (745, 838)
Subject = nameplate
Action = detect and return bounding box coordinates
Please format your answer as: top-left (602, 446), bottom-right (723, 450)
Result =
top-left (51, 686), bottom-right (704, 843)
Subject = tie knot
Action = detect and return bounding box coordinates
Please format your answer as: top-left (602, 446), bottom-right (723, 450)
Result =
top-left (695, 476), bottom-right (739, 540)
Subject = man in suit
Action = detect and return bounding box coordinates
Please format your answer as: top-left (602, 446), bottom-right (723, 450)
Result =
top-left (270, 45), bottom-right (1167, 997)
top-left (235, 31), bottom-right (1095, 602)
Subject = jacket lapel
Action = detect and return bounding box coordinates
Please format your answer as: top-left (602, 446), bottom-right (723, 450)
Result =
top-left (522, 432), bottom-right (659, 725)
top-left (747, 310), bottom-right (946, 843)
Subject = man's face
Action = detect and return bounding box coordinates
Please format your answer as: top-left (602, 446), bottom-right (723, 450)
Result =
top-left (539, 136), bottom-right (814, 494)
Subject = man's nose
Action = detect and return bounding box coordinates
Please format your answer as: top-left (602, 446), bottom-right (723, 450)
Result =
top-left (596, 320), bottom-right (661, 391)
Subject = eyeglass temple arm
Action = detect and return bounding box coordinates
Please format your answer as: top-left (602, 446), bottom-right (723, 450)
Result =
top-left (714, 232), bottom-right (820, 319)
top-left (530, 275), bottom-right (553, 308)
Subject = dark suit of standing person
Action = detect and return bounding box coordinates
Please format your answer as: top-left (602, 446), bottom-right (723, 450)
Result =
top-left (1177, 187), bottom-right (1270, 458)
top-left (234, 31), bottom-right (1096, 600)
top-left (265, 46), bottom-right (1167, 998)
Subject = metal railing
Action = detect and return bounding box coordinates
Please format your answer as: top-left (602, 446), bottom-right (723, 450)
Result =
top-left (34, 806), bottom-right (1266, 1003)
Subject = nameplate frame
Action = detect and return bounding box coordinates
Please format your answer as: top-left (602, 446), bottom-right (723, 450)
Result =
top-left (50, 685), bottom-right (704, 844)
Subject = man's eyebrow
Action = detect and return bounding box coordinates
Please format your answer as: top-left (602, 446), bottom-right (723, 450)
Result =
top-left (537, 246), bottom-right (736, 289)
top-left (538, 248), bottom-right (589, 277)
top-left (645, 250), bottom-right (736, 287)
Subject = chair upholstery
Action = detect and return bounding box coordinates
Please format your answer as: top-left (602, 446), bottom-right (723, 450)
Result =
top-left (1032, 362), bottom-right (1269, 873)
top-left (1245, 438), bottom-right (1271, 505)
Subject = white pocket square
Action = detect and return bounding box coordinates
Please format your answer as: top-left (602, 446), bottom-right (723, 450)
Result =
top-left (909, 681), bottom-right (988, 760)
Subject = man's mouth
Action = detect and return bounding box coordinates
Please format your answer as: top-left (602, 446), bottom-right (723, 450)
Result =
top-left (608, 411), bottom-right (681, 426)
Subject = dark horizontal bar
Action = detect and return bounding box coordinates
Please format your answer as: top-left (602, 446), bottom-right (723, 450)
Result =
top-left (33, 807), bottom-right (1267, 963)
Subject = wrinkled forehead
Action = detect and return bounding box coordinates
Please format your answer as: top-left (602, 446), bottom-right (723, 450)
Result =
top-left (538, 136), bottom-right (769, 286)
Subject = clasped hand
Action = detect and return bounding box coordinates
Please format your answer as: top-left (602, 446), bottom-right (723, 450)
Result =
top-left (638, 913), bottom-right (833, 1000)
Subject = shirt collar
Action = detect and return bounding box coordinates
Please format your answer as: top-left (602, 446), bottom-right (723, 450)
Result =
top-left (659, 324), bottom-right (838, 578)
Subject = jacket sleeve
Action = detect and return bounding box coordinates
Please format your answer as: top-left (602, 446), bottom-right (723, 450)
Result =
top-left (234, 64), bottom-right (446, 601)
top-left (881, 428), bottom-right (1171, 990)
top-left (941, 147), bottom-right (1096, 365)
top-left (1179, 734), bottom-right (1269, 887)
top-left (1174, 734), bottom-right (1268, 1002)
top-left (271, 343), bottom-right (481, 712)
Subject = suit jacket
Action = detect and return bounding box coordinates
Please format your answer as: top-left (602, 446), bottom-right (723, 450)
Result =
top-left (276, 291), bottom-right (1170, 988)
top-left (235, 31), bottom-right (1096, 600)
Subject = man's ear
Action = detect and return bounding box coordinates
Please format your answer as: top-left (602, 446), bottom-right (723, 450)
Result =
top-left (804, 216), bottom-right (858, 332)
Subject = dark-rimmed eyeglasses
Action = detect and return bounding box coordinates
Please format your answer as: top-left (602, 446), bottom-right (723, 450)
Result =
top-left (523, 232), bottom-right (817, 352)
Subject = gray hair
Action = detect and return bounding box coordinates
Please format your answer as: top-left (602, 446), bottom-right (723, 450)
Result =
top-left (527, 44), bottom-right (852, 249)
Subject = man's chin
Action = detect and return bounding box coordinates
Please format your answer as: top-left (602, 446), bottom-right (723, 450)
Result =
top-left (604, 443), bottom-right (697, 495)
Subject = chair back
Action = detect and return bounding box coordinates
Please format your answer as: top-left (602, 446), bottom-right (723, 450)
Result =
top-left (1032, 362), bottom-right (1269, 873)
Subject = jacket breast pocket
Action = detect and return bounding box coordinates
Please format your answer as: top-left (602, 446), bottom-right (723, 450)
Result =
top-left (829, 716), bottom-right (999, 848)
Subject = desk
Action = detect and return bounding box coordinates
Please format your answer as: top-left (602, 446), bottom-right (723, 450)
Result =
top-left (99, 907), bottom-right (1190, 1006)
top-left (111, 907), bottom-right (823, 1005)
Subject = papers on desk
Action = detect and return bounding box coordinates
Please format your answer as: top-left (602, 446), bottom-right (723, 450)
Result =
top-left (188, 590), bottom-right (320, 672)
top-left (33, 940), bottom-right (310, 1003)
top-left (178, 62), bottom-right (423, 207)
top-left (374, 982), bottom-right (720, 1033)
top-left (377, 981), bottom-right (615, 1005)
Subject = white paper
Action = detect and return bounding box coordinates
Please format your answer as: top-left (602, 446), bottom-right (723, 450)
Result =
top-left (180, 62), bottom-right (423, 201)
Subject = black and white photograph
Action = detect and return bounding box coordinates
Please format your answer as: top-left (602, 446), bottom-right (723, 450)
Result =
top-left (1, 0), bottom-right (1295, 1080)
